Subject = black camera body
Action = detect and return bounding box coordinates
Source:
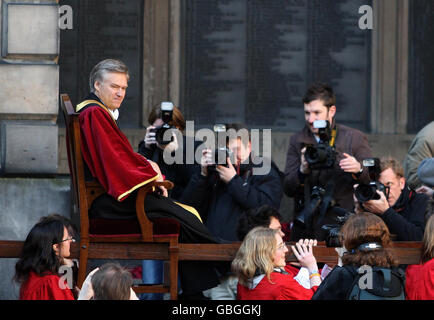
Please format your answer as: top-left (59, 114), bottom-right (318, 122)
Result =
top-left (305, 120), bottom-right (336, 170)
top-left (354, 158), bottom-right (388, 203)
top-left (322, 207), bottom-right (353, 247)
top-left (213, 146), bottom-right (234, 166)
top-left (208, 124), bottom-right (235, 168)
top-left (151, 102), bottom-right (175, 146)
top-left (295, 186), bottom-right (325, 226)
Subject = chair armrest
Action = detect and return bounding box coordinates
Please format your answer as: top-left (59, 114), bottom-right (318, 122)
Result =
top-left (151, 180), bottom-right (174, 190)
top-left (134, 179), bottom-right (174, 241)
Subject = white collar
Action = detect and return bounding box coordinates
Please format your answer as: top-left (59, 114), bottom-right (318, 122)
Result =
top-left (108, 108), bottom-right (119, 120)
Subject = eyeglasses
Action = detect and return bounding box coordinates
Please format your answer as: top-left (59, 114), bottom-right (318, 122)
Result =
top-left (277, 243), bottom-right (287, 251)
top-left (59, 236), bottom-right (75, 243)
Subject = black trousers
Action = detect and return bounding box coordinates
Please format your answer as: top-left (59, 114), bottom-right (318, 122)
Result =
top-left (89, 191), bottom-right (221, 294)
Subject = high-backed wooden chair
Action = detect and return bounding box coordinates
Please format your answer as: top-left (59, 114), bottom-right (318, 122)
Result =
top-left (60, 93), bottom-right (180, 299)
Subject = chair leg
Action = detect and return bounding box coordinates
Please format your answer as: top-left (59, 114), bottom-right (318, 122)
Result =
top-left (77, 241), bottom-right (89, 289)
top-left (169, 243), bottom-right (179, 300)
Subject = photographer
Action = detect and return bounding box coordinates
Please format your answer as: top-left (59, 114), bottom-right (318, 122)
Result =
top-left (182, 123), bottom-right (283, 242)
top-left (138, 102), bottom-right (203, 201)
top-left (283, 83), bottom-right (372, 241)
top-left (355, 157), bottom-right (429, 241)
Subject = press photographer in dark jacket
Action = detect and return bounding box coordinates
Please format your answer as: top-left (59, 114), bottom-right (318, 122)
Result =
top-left (182, 123), bottom-right (283, 242)
top-left (356, 157), bottom-right (429, 241)
top-left (138, 103), bottom-right (203, 201)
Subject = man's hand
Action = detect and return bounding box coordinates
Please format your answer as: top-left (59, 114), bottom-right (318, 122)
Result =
top-left (339, 153), bottom-right (362, 174)
top-left (216, 157), bottom-right (237, 183)
top-left (200, 148), bottom-right (213, 177)
top-left (362, 190), bottom-right (390, 215)
top-left (300, 147), bottom-right (310, 174)
top-left (148, 160), bottom-right (168, 197)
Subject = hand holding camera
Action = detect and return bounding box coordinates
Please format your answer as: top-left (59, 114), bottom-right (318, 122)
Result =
top-left (200, 148), bottom-right (213, 176)
top-left (300, 147), bottom-right (310, 174)
top-left (144, 125), bottom-right (157, 148)
top-left (216, 157), bottom-right (237, 183)
top-left (360, 190), bottom-right (390, 215)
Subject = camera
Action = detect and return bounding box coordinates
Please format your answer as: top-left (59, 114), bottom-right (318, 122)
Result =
top-left (151, 102), bottom-right (175, 146)
top-left (305, 120), bottom-right (336, 170)
top-left (209, 124), bottom-right (235, 168)
top-left (295, 186), bottom-right (325, 226)
top-left (354, 158), bottom-right (389, 203)
top-left (322, 207), bottom-right (353, 247)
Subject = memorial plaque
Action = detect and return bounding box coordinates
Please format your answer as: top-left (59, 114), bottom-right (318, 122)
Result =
top-left (408, 0), bottom-right (434, 133)
top-left (59, 0), bottom-right (143, 128)
top-left (182, 0), bottom-right (371, 132)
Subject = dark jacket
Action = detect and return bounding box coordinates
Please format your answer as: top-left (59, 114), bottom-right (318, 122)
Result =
top-left (182, 159), bottom-right (283, 242)
top-left (312, 265), bottom-right (405, 300)
top-left (284, 122), bottom-right (372, 212)
top-left (381, 185), bottom-right (429, 241)
top-left (138, 136), bottom-right (203, 201)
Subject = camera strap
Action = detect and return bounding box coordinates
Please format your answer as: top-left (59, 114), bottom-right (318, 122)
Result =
top-left (329, 127), bottom-right (337, 147)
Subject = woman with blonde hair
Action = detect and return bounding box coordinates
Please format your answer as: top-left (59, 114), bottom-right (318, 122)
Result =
top-left (406, 208), bottom-right (434, 300)
top-left (232, 227), bottom-right (321, 300)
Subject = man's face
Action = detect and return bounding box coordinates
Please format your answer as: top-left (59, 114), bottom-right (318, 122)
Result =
top-left (379, 167), bottom-right (406, 207)
top-left (304, 99), bottom-right (336, 134)
top-left (94, 72), bottom-right (128, 110)
top-left (227, 138), bottom-right (251, 164)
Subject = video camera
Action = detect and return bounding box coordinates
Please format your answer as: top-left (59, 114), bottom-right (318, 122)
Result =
top-left (150, 102), bottom-right (175, 146)
top-left (305, 120), bottom-right (336, 170)
top-left (354, 158), bottom-right (389, 203)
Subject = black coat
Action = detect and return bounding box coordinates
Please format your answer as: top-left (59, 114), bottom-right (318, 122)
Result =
top-left (182, 159), bottom-right (283, 242)
top-left (381, 185), bottom-right (429, 241)
top-left (138, 136), bottom-right (204, 201)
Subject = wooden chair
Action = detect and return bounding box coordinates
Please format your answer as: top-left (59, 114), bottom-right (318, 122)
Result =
top-left (60, 93), bottom-right (180, 299)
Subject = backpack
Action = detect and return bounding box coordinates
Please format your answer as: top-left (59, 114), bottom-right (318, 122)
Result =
top-left (346, 266), bottom-right (405, 300)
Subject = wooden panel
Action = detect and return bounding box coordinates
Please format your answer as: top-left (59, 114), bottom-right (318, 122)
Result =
top-left (0, 240), bottom-right (423, 265)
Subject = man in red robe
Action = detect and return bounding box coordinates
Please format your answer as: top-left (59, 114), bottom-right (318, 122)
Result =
top-left (76, 59), bottom-right (221, 298)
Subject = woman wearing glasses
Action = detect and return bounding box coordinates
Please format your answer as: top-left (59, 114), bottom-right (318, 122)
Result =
top-left (232, 227), bottom-right (321, 300)
top-left (14, 215), bottom-right (76, 300)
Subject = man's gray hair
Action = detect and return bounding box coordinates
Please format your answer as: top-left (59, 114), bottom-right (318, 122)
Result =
top-left (89, 59), bottom-right (129, 93)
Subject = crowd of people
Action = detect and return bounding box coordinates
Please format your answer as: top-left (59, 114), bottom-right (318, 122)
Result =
top-left (13, 59), bottom-right (434, 300)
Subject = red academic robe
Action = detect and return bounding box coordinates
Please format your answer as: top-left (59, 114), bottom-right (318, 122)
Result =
top-left (236, 265), bottom-right (318, 300)
top-left (77, 100), bottom-right (158, 201)
top-left (19, 271), bottom-right (74, 300)
top-left (405, 259), bottom-right (434, 300)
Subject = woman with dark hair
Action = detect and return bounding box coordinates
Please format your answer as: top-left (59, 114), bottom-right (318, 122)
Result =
top-left (15, 216), bottom-right (76, 300)
top-left (232, 227), bottom-right (321, 300)
top-left (406, 211), bottom-right (434, 299)
top-left (312, 212), bottom-right (405, 300)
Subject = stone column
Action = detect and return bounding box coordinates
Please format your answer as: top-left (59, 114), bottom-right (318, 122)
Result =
top-left (0, 0), bottom-right (60, 174)
top-left (142, 0), bottom-right (181, 127)
top-left (371, 0), bottom-right (409, 134)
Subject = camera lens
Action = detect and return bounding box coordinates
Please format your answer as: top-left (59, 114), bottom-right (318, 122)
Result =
top-left (355, 184), bottom-right (380, 203)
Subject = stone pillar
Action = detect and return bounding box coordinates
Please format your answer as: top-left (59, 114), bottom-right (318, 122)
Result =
top-left (371, 0), bottom-right (409, 134)
top-left (142, 0), bottom-right (181, 127)
top-left (0, 0), bottom-right (59, 174)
